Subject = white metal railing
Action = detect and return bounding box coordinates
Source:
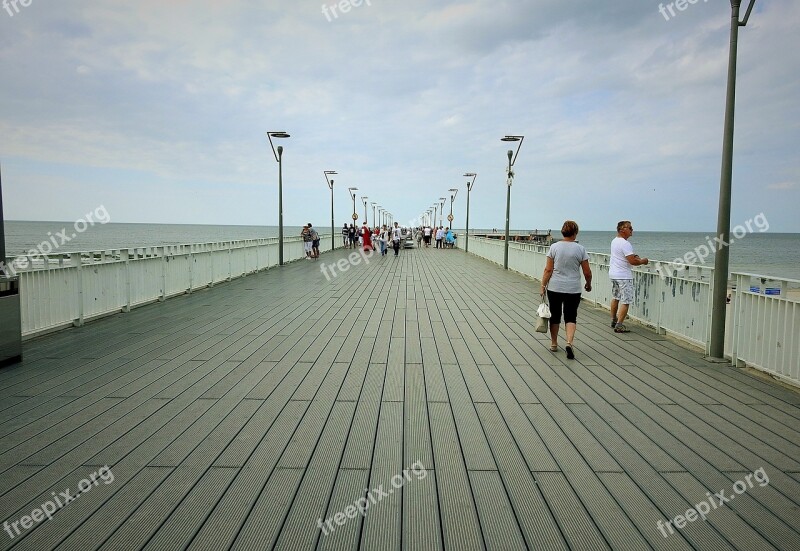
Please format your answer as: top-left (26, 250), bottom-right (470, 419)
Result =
top-left (727, 273), bottom-right (800, 386)
top-left (8, 235), bottom-right (335, 339)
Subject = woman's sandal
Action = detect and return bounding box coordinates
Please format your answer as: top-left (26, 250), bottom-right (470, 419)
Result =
top-left (614, 324), bottom-right (630, 333)
top-left (549, 344), bottom-right (558, 352)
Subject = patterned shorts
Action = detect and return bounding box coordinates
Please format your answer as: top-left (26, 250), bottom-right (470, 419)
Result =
top-left (611, 279), bottom-right (634, 305)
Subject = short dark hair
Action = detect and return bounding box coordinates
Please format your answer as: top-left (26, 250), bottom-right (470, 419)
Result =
top-left (561, 220), bottom-right (579, 238)
top-left (617, 220), bottom-right (631, 232)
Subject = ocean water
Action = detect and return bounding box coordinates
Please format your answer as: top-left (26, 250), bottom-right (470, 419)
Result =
top-left (4, 221), bottom-right (800, 281)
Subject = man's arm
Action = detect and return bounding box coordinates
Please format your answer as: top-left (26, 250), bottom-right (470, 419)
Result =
top-left (626, 254), bottom-right (649, 266)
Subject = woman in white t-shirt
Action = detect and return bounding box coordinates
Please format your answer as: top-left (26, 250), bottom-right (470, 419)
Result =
top-left (539, 220), bottom-right (592, 360)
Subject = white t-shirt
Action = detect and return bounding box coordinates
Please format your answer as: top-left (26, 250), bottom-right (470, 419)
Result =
top-left (436, 229), bottom-right (444, 240)
top-left (609, 236), bottom-right (634, 279)
top-left (392, 227), bottom-right (402, 241)
top-left (423, 227), bottom-right (432, 237)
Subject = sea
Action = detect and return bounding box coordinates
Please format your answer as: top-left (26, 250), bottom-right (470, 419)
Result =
top-left (4, 221), bottom-right (800, 282)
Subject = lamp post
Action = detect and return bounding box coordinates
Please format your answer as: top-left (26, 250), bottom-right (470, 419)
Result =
top-left (447, 188), bottom-right (458, 230)
top-left (438, 197), bottom-right (446, 227)
top-left (267, 131), bottom-right (291, 266)
top-left (709, 0), bottom-right (757, 361)
top-left (324, 170), bottom-right (337, 250)
top-left (501, 135), bottom-right (524, 270)
top-left (0, 164), bottom-right (5, 265)
top-left (361, 196), bottom-right (368, 226)
top-left (463, 173), bottom-right (477, 253)
top-left (432, 204), bottom-right (437, 230)
top-left (348, 187), bottom-right (359, 230)
top-left (372, 202), bottom-right (377, 228)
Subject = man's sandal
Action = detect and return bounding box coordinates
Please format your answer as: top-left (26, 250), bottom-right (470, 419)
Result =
top-left (614, 324), bottom-right (630, 333)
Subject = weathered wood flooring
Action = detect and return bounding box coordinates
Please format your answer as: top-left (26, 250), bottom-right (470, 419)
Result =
top-left (1, 245), bottom-right (799, 550)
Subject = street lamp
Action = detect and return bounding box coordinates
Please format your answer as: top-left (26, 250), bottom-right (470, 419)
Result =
top-left (324, 170), bottom-right (337, 251)
top-left (438, 197), bottom-right (446, 227)
top-left (361, 196), bottom-right (368, 225)
top-left (371, 202), bottom-right (377, 228)
top-left (348, 187), bottom-right (359, 229)
top-left (463, 173), bottom-right (477, 253)
top-left (501, 134), bottom-right (524, 270)
top-left (267, 131), bottom-right (291, 266)
top-left (447, 188), bottom-right (458, 230)
top-left (709, 0), bottom-right (757, 361)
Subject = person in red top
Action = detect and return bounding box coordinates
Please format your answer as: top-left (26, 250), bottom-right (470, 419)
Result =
top-left (362, 223), bottom-right (373, 251)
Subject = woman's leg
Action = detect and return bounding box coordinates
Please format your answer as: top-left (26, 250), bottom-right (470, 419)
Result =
top-left (546, 291), bottom-right (564, 348)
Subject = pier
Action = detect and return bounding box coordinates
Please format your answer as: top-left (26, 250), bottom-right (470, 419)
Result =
top-left (1, 246), bottom-right (799, 550)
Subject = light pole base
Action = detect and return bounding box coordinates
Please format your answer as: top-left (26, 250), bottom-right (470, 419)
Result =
top-left (703, 355), bottom-right (731, 365)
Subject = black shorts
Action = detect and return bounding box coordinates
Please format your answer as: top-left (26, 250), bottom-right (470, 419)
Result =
top-left (312, 239), bottom-right (320, 248)
top-left (546, 290), bottom-right (582, 325)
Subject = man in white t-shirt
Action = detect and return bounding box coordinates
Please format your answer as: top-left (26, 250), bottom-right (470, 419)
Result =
top-left (391, 222), bottom-right (402, 256)
top-left (609, 220), bottom-right (649, 333)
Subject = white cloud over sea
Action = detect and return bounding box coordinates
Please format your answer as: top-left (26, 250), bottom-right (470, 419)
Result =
top-left (1, 0), bottom-right (798, 232)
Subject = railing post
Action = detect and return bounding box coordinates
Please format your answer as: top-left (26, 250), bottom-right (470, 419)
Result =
top-left (188, 245), bottom-right (193, 294)
top-left (72, 252), bottom-right (84, 327)
top-left (160, 247), bottom-right (166, 302)
top-left (227, 242), bottom-right (232, 281)
top-left (122, 249), bottom-right (131, 312)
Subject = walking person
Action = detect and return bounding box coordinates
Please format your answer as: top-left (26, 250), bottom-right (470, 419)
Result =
top-left (539, 220), bottom-right (592, 360)
top-left (362, 222), bottom-right (373, 251)
top-left (341, 223), bottom-right (349, 248)
top-left (349, 224), bottom-right (358, 249)
top-left (445, 227), bottom-right (455, 248)
top-left (391, 222), bottom-right (402, 256)
top-left (423, 225), bottom-right (432, 247)
top-left (609, 220), bottom-right (649, 333)
top-left (379, 225), bottom-right (388, 256)
top-left (435, 226), bottom-right (444, 249)
top-left (416, 227), bottom-right (423, 248)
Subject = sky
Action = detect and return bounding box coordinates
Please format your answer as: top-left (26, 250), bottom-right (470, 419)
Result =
top-left (1, 0), bottom-right (798, 233)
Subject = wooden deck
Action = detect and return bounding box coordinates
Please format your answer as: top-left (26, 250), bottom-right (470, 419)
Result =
top-left (1, 245), bottom-right (799, 551)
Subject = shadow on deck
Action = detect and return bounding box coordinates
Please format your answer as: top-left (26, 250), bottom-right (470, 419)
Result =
top-left (1, 245), bottom-right (799, 550)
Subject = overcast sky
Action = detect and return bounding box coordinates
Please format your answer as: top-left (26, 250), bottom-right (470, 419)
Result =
top-left (1, 0), bottom-right (798, 232)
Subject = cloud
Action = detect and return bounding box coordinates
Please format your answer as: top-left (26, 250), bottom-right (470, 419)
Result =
top-left (767, 182), bottom-right (797, 191)
top-left (0, 0), bottom-right (798, 232)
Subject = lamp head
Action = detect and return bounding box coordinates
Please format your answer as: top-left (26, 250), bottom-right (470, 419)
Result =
top-left (277, 145), bottom-right (283, 155)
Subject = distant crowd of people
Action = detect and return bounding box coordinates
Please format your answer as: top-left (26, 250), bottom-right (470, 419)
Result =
top-left (335, 223), bottom-right (457, 255)
top-left (340, 221), bottom-right (404, 256)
